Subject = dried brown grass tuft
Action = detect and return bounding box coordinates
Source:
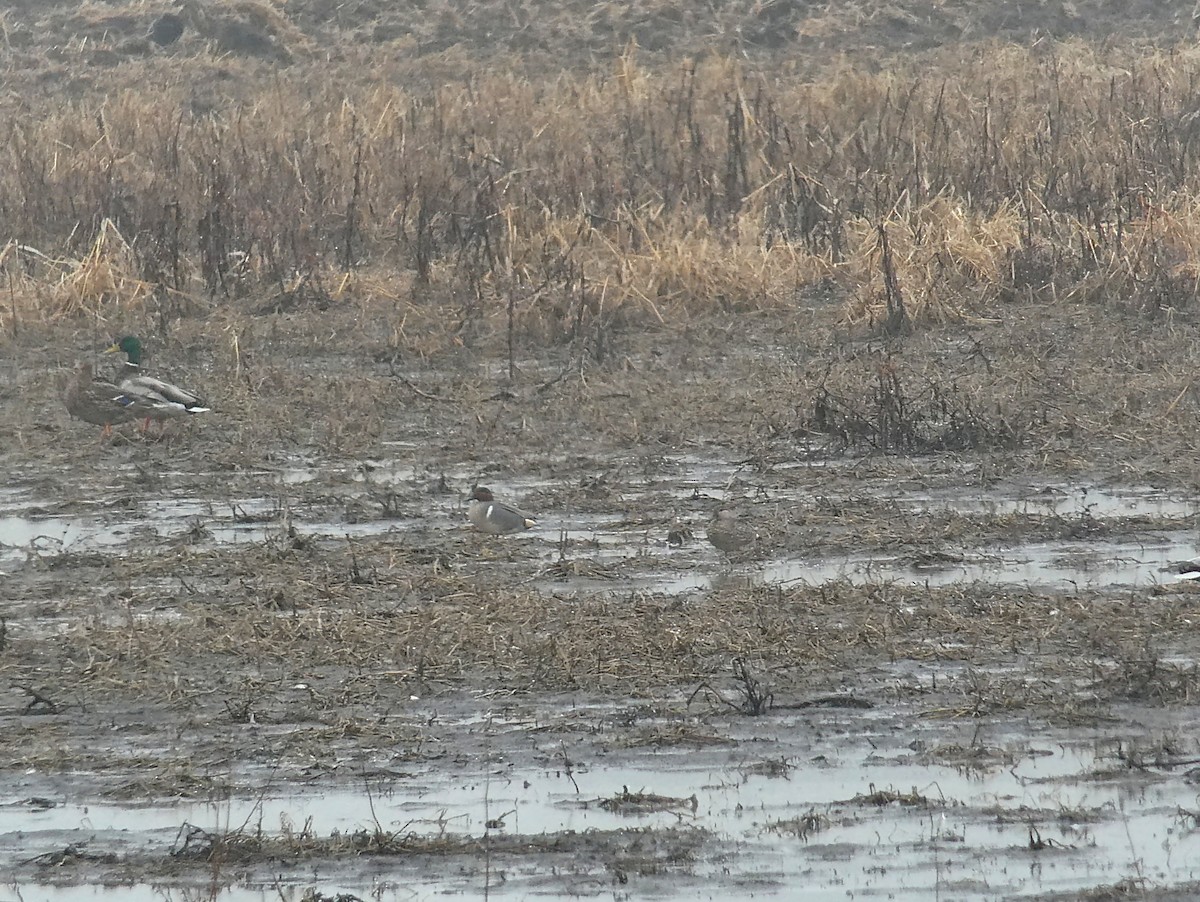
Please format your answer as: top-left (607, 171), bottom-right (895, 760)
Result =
top-left (1, 220), bottom-right (156, 325)
top-left (841, 198), bottom-right (1023, 325)
top-left (60, 220), bottom-right (155, 315)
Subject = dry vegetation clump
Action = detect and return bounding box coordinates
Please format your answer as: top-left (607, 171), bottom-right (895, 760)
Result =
top-left (800, 355), bottom-right (1025, 454)
top-left (7, 42), bottom-right (1200, 338)
top-left (0, 220), bottom-right (157, 320)
top-left (164, 819), bottom-right (708, 872)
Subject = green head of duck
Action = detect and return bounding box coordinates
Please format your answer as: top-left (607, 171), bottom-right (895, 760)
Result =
top-left (107, 335), bottom-right (144, 367)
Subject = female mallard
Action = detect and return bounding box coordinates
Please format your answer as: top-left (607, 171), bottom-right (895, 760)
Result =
top-left (105, 335), bottom-right (209, 429)
top-left (63, 361), bottom-right (159, 439)
top-left (705, 509), bottom-right (760, 558)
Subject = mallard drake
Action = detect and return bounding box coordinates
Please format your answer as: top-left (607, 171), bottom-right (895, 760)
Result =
top-left (105, 335), bottom-right (209, 429)
top-left (63, 361), bottom-right (159, 439)
top-left (466, 487), bottom-right (537, 534)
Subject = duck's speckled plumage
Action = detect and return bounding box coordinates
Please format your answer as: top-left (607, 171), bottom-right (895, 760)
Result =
top-left (705, 509), bottom-right (759, 555)
top-left (63, 361), bottom-right (157, 434)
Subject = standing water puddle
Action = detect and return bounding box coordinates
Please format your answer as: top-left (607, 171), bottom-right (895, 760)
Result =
top-left (885, 483), bottom-right (1200, 519)
top-left (645, 533), bottom-right (1200, 595)
top-left (6, 715), bottom-right (1199, 900)
top-left (745, 533), bottom-right (1200, 592)
top-left (8, 478), bottom-right (1200, 595)
top-left (642, 483), bottom-right (1200, 594)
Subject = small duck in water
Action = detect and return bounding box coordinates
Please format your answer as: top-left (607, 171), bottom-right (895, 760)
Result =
top-left (706, 509), bottom-right (759, 557)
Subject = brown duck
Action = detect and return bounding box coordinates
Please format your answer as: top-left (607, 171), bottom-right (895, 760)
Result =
top-left (705, 509), bottom-right (760, 556)
top-left (63, 361), bottom-right (159, 439)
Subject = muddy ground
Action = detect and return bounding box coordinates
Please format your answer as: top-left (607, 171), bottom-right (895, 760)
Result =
top-left (5, 295), bottom-right (1200, 900)
top-left (7, 1), bottom-right (1200, 901)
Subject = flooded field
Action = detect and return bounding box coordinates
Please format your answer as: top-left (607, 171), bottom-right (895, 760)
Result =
top-left (6, 459), bottom-right (1200, 594)
top-left (11, 0), bottom-right (1200, 899)
top-left (11, 709), bottom-right (1200, 901)
top-left (6, 428), bottom-right (1200, 900)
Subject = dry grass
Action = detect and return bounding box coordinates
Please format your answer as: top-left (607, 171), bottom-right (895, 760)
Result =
top-left (7, 36), bottom-right (1200, 488)
top-left (11, 544), bottom-right (1200, 716)
top-left (6, 42), bottom-right (1200, 336)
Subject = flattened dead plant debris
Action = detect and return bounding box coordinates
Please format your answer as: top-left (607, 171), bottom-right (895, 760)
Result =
top-left (100, 770), bottom-right (233, 801)
top-left (916, 743), bottom-right (1019, 770)
top-left (27, 842), bottom-right (119, 868)
top-left (539, 557), bottom-right (623, 581)
top-left (984, 803), bottom-right (1108, 825)
top-left (766, 810), bottom-right (829, 840)
top-left (593, 786), bottom-right (700, 816)
top-left (165, 820), bottom-right (711, 863)
top-left (610, 724), bottom-right (737, 749)
top-left (739, 757), bottom-right (795, 779)
top-left (9, 564), bottom-right (1198, 712)
top-left (851, 785), bottom-right (938, 808)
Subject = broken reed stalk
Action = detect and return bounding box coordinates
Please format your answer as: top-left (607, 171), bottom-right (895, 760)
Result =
top-left (877, 222), bottom-right (909, 335)
top-left (343, 136), bottom-right (364, 274)
top-left (507, 284), bottom-right (516, 381)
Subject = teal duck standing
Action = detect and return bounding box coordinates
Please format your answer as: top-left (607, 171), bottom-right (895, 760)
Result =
top-left (466, 487), bottom-right (537, 534)
top-left (705, 509), bottom-right (759, 557)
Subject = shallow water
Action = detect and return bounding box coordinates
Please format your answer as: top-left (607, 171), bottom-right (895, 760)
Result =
top-left (737, 533), bottom-right (1200, 592)
top-left (6, 471), bottom-right (1200, 598)
top-left (7, 712), bottom-right (1198, 900)
top-left (885, 483), bottom-right (1200, 520)
top-left (8, 465), bottom-right (1200, 899)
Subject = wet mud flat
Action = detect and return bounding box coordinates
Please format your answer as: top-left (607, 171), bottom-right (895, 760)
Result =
top-left (3, 295), bottom-right (1200, 900)
top-left (10, 696), bottom-right (1200, 902)
top-left (6, 404), bottom-right (1200, 900)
